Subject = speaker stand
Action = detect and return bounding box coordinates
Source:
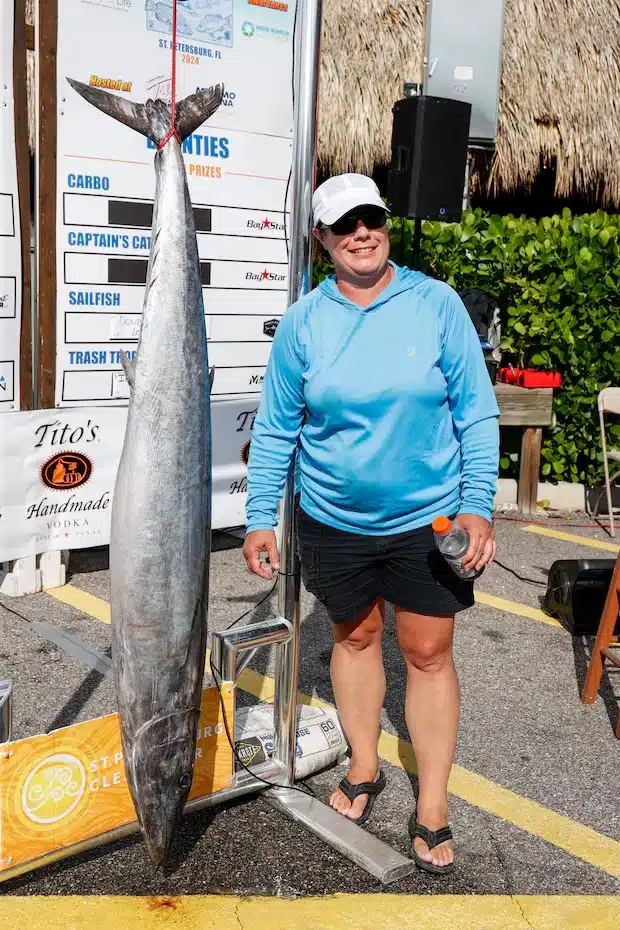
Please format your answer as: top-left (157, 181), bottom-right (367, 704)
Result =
top-left (412, 218), bottom-right (422, 269)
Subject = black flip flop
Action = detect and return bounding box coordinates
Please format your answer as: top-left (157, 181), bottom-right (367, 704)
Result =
top-left (336, 769), bottom-right (386, 825)
top-left (409, 818), bottom-right (455, 875)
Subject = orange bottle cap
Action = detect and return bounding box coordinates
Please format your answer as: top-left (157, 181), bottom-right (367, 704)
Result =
top-left (432, 516), bottom-right (452, 535)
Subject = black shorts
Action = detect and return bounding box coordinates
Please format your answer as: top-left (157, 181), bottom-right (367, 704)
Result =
top-left (296, 506), bottom-right (475, 625)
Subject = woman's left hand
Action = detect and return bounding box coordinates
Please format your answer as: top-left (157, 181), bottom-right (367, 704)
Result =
top-left (455, 514), bottom-right (496, 573)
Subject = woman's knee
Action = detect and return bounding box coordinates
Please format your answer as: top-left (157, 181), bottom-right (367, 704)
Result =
top-left (397, 616), bottom-right (454, 671)
top-left (401, 634), bottom-right (453, 671)
top-left (334, 601), bottom-right (384, 652)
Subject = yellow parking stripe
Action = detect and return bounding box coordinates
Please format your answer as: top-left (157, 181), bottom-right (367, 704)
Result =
top-left (46, 584), bottom-right (111, 624)
top-left (38, 588), bottom-right (620, 879)
top-left (294, 695), bottom-right (620, 878)
top-left (475, 590), bottom-right (560, 627)
top-left (48, 582), bottom-right (560, 631)
top-left (523, 524), bottom-right (620, 553)
top-left (0, 894), bottom-right (619, 929)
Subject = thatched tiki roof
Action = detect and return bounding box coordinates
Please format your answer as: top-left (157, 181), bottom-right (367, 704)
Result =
top-left (319, 0), bottom-right (620, 205)
top-left (25, 0), bottom-right (620, 204)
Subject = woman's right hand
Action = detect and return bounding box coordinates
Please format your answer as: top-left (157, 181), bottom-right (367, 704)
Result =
top-left (242, 530), bottom-right (280, 580)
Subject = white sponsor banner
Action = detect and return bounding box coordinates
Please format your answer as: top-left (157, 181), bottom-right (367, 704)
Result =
top-left (55, 0), bottom-right (295, 407)
top-left (0, 2), bottom-right (22, 411)
top-left (0, 401), bottom-right (257, 561)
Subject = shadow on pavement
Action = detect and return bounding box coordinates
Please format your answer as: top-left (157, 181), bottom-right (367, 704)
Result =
top-left (570, 633), bottom-right (620, 735)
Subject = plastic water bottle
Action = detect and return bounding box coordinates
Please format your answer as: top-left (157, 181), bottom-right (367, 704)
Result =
top-left (432, 516), bottom-right (481, 580)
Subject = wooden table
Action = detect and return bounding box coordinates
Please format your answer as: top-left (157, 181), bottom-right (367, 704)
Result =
top-left (494, 382), bottom-right (554, 515)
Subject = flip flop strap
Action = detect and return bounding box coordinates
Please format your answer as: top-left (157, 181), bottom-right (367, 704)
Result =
top-left (338, 770), bottom-right (385, 802)
top-left (410, 823), bottom-right (453, 850)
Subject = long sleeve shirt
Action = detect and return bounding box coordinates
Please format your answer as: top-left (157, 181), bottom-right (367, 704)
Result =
top-left (246, 263), bottom-right (500, 536)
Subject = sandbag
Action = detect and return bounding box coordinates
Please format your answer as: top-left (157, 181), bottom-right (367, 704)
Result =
top-left (234, 702), bottom-right (347, 781)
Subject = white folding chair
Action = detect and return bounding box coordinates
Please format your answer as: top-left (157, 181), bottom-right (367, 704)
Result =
top-left (597, 388), bottom-right (620, 537)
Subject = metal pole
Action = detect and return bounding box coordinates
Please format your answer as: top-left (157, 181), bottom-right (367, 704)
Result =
top-left (462, 150), bottom-right (472, 213)
top-left (272, 0), bottom-right (322, 787)
top-left (0, 680), bottom-right (12, 743)
top-left (266, 0), bottom-right (416, 885)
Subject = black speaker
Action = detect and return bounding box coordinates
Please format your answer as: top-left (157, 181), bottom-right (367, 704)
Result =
top-left (543, 559), bottom-right (620, 635)
top-left (386, 95), bottom-right (471, 222)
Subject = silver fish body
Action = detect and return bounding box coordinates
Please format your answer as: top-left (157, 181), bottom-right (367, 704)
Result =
top-left (67, 79), bottom-right (223, 866)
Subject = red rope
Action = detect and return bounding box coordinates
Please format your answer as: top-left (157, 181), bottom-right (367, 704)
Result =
top-left (158, 0), bottom-right (181, 149)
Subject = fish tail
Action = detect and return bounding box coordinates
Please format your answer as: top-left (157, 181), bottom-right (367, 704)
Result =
top-left (66, 79), bottom-right (224, 147)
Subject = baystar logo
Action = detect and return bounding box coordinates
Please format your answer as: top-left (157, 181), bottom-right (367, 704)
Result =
top-left (240, 439), bottom-right (251, 465)
top-left (245, 269), bottom-right (286, 283)
top-left (247, 217), bottom-right (285, 232)
top-left (22, 753), bottom-right (86, 824)
top-left (41, 452), bottom-right (93, 491)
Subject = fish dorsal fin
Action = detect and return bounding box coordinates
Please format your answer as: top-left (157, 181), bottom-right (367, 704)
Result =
top-left (120, 351), bottom-right (137, 391)
top-left (66, 79), bottom-right (223, 147)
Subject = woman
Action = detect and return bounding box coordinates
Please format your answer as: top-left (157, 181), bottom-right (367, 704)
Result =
top-left (242, 173), bottom-right (499, 875)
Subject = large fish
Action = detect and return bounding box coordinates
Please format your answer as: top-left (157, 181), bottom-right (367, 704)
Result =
top-left (67, 77), bottom-right (223, 866)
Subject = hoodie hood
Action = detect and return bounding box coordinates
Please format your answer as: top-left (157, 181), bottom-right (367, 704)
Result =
top-left (317, 262), bottom-right (427, 312)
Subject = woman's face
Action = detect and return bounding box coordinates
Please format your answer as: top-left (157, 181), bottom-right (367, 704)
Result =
top-left (314, 207), bottom-right (390, 283)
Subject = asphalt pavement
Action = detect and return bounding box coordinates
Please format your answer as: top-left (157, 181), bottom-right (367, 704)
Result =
top-left (0, 509), bottom-right (619, 908)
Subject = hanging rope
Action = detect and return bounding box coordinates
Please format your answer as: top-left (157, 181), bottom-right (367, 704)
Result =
top-left (158, 0), bottom-right (181, 149)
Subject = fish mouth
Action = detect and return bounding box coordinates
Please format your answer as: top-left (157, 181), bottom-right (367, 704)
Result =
top-left (125, 709), bottom-right (199, 867)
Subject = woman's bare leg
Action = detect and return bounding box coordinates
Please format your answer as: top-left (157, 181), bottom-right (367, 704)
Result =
top-left (395, 608), bottom-right (458, 868)
top-left (329, 599), bottom-right (385, 819)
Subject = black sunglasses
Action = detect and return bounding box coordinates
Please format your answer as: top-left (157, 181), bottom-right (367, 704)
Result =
top-left (320, 205), bottom-right (388, 236)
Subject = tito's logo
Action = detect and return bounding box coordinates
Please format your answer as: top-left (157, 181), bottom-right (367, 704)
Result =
top-left (22, 754), bottom-right (86, 824)
top-left (41, 452), bottom-right (93, 491)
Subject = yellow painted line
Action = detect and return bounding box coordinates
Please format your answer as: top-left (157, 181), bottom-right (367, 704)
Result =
top-left (1, 895), bottom-right (620, 929)
top-left (46, 584), bottom-right (110, 624)
top-left (523, 524), bottom-right (620, 553)
top-left (249, 690), bottom-right (620, 880)
top-left (41, 588), bottom-right (620, 878)
top-left (475, 590), bottom-right (561, 627)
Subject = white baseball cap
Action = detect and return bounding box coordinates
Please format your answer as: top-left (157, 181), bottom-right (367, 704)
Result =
top-left (312, 173), bottom-right (390, 227)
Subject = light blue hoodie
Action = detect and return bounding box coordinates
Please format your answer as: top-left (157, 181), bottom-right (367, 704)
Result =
top-left (246, 263), bottom-right (500, 535)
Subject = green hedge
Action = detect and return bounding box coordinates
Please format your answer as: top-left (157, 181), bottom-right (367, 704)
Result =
top-left (313, 209), bottom-right (620, 487)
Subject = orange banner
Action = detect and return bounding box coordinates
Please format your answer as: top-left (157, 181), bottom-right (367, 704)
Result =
top-left (0, 685), bottom-right (233, 874)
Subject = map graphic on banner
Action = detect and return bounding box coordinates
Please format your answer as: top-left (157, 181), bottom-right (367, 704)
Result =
top-left (55, 0), bottom-right (295, 408)
top-left (0, 1), bottom-right (22, 411)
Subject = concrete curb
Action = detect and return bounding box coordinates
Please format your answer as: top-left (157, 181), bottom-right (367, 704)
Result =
top-left (496, 478), bottom-right (586, 512)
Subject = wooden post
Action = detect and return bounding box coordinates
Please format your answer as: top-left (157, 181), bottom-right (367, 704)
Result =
top-left (13, 0), bottom-right (32, 409)
top-left (36, 0), bottom-right (57, 409)
top-left (517, 426), bottom-right (543, 515)
top-left (581, 552), bottom-right (620, 706)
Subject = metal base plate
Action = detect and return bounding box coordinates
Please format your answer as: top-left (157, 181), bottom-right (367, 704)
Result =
top-left (266, 786), bottom-right (415, 885)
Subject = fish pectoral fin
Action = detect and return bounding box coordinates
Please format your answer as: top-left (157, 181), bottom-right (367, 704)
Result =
top-left (209, 367), bottom-right (215, 390)
top-left (176, 85), bottom-right (224, 141)
top-left (120, 351), bottom-right (137, 390)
